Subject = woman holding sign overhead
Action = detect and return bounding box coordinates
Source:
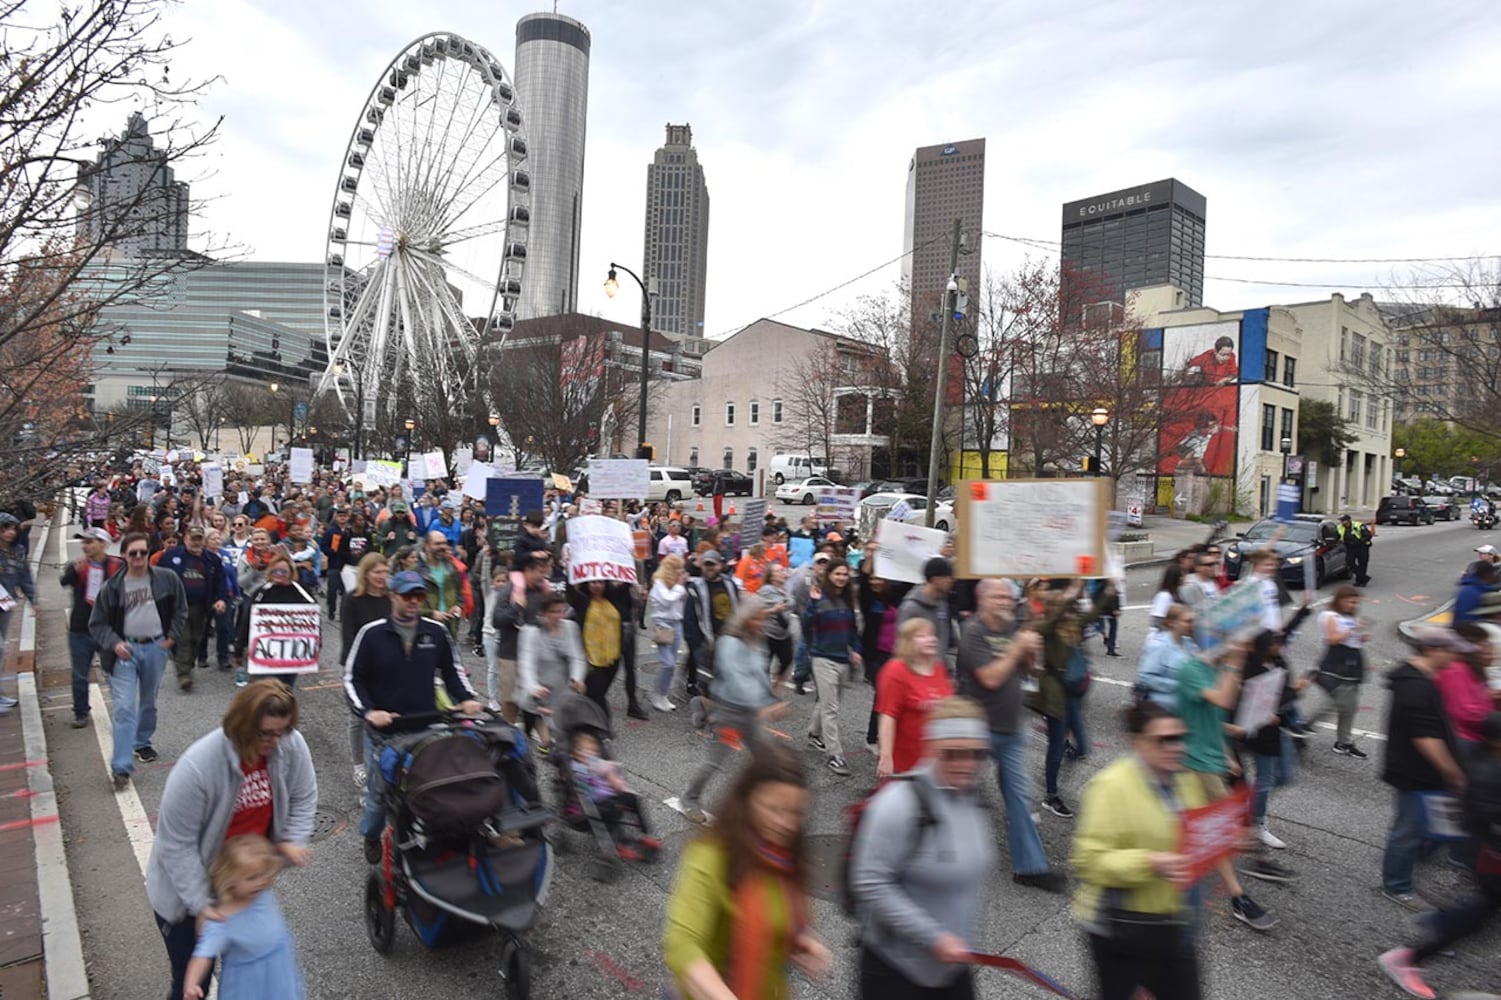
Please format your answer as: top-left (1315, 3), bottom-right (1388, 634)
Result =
top-left (237, 548), bottom-right (320, 690)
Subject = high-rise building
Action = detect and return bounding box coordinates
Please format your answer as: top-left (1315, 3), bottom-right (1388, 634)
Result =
top-left (1061, 178), bottom-right (1206, 307)
top-left (513, 12), bottom-right (591, 320)
top-left (76, 112), bottom-right (190, 255)
top-left (642, 124), bottom-right (710, 341)
top-left (901, 138), bottom-right (985, 327)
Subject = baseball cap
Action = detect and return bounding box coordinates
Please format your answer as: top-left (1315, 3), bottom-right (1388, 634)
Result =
top-left (923, 556), bottom-right (954, 581)
top-left (390, 571), bottom-right (427, 595)
top-left (74, 527), bottom-right (111, 543)
top-left (700, 550), bottom-right (724, 565)
top-left (1477, 545), bottom-right (1497, 556)
top-left (826, 532), bottom-right (843, 542)
top-left (1407, 624), bottom-right (1478, 654)
top-left (813, 552), bottom-right (832, 564)
top-left (391, 502), bottom-right (407, 512)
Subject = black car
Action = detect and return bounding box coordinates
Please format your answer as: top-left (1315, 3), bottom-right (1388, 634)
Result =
top-left (1376, 495), bottom-right (1433, 526)
top-left (701, 469), bottom-right (754, 496)
top-left (849, 480), bottom-right (887, 499)
top-left (1421, 495), bottom-right (1460, 521)
top-left (1223, 516), bottom-right (1348, 588)
top-left (684, 466), bottom-right (716, 494)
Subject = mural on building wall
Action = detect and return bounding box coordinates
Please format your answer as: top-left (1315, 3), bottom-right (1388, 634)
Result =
top-left (1156, 322), bottom-right (1245, 514)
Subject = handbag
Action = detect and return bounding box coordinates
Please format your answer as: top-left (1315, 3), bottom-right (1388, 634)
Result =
top-left (1314, 643), bottom-right (1363, 691)
top-left (651, 624), bottom-right (675, 645)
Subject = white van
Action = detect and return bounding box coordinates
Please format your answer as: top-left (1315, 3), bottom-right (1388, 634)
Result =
top-left (768, 454), bottom-right (830, 485)
top-left (646, 466), bottom-right (695, 503)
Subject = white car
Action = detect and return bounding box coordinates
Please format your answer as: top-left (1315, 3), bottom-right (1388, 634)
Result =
top-left (860, 492), bottom-right (955, 532)
top-left (645, 466), bottom-right (695, 503)
top-left (774, 476), bottom-right (839, 505)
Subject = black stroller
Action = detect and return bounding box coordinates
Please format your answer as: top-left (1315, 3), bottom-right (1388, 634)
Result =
top-left (364, 711), bottom-right (553, 999)
top-left (548, 693), bottom-right (660, 880)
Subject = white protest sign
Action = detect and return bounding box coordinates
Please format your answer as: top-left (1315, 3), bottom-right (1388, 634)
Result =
top-left (246, 603), bottom-right (322, 675)
top-left (201, 464), bottom-right (224, 500)
top-left (0, 583), bottom-right (13, 612)
top-left (363, 460), bottom-right (402, 488)
top-left (463, 463), bottom-right (496, 501)
top-left (586, 459), bottom-right (650, 498)
top-left (454, 447), bottom-right (473, 477)
top-left (136, 479), bottom-right (157, 504)
top-left (579, 498), bottom-right (603, 515)
top-left (565, 515), bottom-right (638, 585)
top-left (410, 450), bottom-right (447, 480)
top-left (956, 479), bottom-right (1106, 578)
top-left (244, 464), bottom-right (265, 478)
top-left (1233, 667), bottom-right (1286, 736)
top-left (814, 486), bottom-right (858, 525)
top-left (1195, 578), bottom-right (1266, 656)
top-left (289, 447), bottom-right (315, 484)
top-left (340, 564), bottom-right (359, 594)
top-left (874, 518), bottom-right (947, 584)
top-left (159, 466), bottom-right (176, 488)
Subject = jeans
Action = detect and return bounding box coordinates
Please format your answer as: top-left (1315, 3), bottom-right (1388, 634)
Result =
top-left (109, 641), bottom-right (167, 774)
top-left (1383, 789), bottom-right (1438, 894)
top-left (683, 705), bottom-right (766, 809)
top-left (1044, 715), bottom-right (1067, 797)
top-left (156, 911), bottom-right (214, 1000)
top-left (327, 567), bottom-right (345, 618)
top-left (1064, 695), bottom-right (1087, 757)
top-left (1412, 873), bottom-right (1501, 963)
top-left (989, 730), bottom-right (1050, 875)
top-left (197, 601), bottom-right (237, 666)
top-left (1252, 730), bottom-right (1295, 825)
top-left (792, 634), bottom-right (813, 685)
top-left (67, 631), bottom-right (97, 718)
top-left (808, 656), bottom-right (847, 757)
top-left (360, 733), bottom-right (386, 838)
top-left (653, 621), bottom-right (682, 696)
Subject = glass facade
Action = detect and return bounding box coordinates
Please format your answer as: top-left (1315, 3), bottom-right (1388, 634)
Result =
top-left (1060, 178), bottom-right (1206, 306)
top-left (902, 139), bottom-right (985, 325)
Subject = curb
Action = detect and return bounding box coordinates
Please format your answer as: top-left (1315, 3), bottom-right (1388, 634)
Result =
top-left (1396, 600), bottom-right (1453, 645)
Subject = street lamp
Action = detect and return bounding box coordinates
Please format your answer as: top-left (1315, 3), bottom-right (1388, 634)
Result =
top-left (1280, 435), bottom-right (1293, 482)
top-left (1090, 407), bottom-right (1110, 478)
top-left (604, 262), bottom-right (653, 460)
top-left (404, 418), bottom-right (416, 463)
top-left (1473, 455), bottom-right (1482, 496)
top-left (1394, 447), bottom-right (1406, 486)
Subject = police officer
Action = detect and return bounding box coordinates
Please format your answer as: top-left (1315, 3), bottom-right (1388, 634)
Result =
top-left (1338, 513), bottom-right (1373, 587)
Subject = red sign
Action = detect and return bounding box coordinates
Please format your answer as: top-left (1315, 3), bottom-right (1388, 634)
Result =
top-left (1176, 784), bottom-right (1251, 886)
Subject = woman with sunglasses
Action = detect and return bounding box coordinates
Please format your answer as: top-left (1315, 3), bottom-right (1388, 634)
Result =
top-left (849, 697), bottom-right (996, 1000)
top-left (236, 548), bottom-right (318, 690)
top-left (1071, 701), bottom-right (1205, 1000)
top-left (145, 680), bottom-right (316, 1000)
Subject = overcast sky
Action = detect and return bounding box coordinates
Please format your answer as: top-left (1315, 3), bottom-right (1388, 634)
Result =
top-left (152, 0), bottom-right (1501, 337)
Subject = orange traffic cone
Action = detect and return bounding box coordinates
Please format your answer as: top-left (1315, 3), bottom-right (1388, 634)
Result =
top-left (696, 499), bottom-right (705, 513)
top-left (728, 502), bottom-right (736, 517)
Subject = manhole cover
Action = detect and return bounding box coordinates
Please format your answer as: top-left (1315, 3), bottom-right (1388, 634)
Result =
top-left (803, 834), bottom-right (848, 903)
top-left (310, 808), bottom-right (346, 842)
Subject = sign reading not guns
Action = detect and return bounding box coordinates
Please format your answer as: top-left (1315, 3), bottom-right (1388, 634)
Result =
top-left (247, 604), bottom-right (322, 675)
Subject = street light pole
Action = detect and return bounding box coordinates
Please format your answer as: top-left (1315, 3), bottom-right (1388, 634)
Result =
top-left (924, 218), bottom-right (963, 528)
top-left (1281, 436), bottom-right (1293, 482)
top-left (1091, 407), bottom-right (1110, 478)
top-left (605, 263), bottom-right (653, 460)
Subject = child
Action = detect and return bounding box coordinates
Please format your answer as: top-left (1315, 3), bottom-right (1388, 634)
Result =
top-left (184, 835), bottom-right (305, 1000)
top-left (571, 733), bottom-right (658, 861)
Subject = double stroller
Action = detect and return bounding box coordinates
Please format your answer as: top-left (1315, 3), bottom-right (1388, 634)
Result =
top-left (364, 711), bottom-right (552, 999)
top-left (548, 693), bottom-right (660, 880)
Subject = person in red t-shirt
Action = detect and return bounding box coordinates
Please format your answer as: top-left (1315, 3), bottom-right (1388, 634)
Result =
top-left (874, 618), bottom-right (954, 780)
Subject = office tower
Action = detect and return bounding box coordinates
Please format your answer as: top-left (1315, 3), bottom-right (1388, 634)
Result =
top-left (76, 112), bottom-right (190, 255)
top-left (642, 124), bottom-right (710, 339)
top-left (513, 12), bottom-right (591, 320)
top-left (901, 138), bottom-right (985, 327)
top-left (1060, 178), bottom-right (1206, 306)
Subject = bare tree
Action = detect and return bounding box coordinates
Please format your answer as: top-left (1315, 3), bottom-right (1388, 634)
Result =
top-left (490, 325), bottom-right (618, 473)
top-left (218, 381), bottom-right (270, 455)
top-left (775, 339), bottom-right (842, 464)
top-left (173, 373), bottom-right (227, 451)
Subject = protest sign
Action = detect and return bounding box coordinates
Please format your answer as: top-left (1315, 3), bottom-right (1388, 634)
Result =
top-left (956, 479), bottom-right (1106, 578)
top-left (246, 603), bottom-right (322, 675)
top-left (579, 498), bottom-right (603, 515)
top-left (1194, 578), bottom-right (1265, 656)
top-left (364, 460), bottom-right (402, 488)
top-left (0, 583), bottom-right (13, 612)
top-left (486, 477), bottom-right (546, 518)
top-left (409, 451), bottom-right (447, 481)
top-left (1417, 792), bottom-right (1470, 841)
top-left (244, 463), bottom-right (265, 478)
top-left (489, 517), bottom-right (521, 552)
top-left (552, 472), bottom-right (574, 492)
top-left (289, 447), bottom-right (315, 484)
top-left (739, 498), bottom-right (769, 532)
top-left (788, 536), bottom-right (815, 569)
top-left (1233, 667), bottom-right (1285, 736)
top-left (874, 518), bottom-right (948, 585)
top-left (159, 466), bottom-right (175, 488)
top-left (565, 515), bottom-right (637, 584)
top-left (814, 486), bottom-right (858, 525)
top-left (1177, 784), bottom-right (1251, 886)
top-left (136, 479), bottom-right (157, 505)
top-left (454, 447), bottom-right (473, 477)
top-left (463, 463), bottom-right (496, 501)
top-left (201, 464), bottom-right (224, 501)
top-left (586, 459), bottom-right (649, 499)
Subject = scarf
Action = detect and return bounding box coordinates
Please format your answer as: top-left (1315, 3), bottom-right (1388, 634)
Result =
top-left (726, 840), bottom-right (805, 1000)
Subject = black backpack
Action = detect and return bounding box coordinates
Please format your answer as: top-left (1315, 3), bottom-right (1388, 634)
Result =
top-left (400, 732), bottom-right (508, 838)
top-left (841, 774), bottom-right (938, 916)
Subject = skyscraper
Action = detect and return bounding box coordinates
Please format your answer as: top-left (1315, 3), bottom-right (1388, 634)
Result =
top-left (1060, 178), bottom-right (1206, 307)
top-left (902, 138), bottom-right (985, 327)
top-left (76, 112), bottom-right (190, 255)
top-left (513, 12), bottom-right (591, 320)
top-left (642, 124), bottom-right (710, 340)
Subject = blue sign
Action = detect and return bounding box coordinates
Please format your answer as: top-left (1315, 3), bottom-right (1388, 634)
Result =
top-left (485, 477), bottom-right (546, 518)
top-left (293, 400), bottom-right (308, 424)
top-left (1274, 483), bottom-right (1301, 523)
top-left (941, 144), bottom-right (959, 155)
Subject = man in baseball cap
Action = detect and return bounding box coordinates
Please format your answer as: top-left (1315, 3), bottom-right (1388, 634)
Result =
top-left (61, 529), bottom-right (124, 725)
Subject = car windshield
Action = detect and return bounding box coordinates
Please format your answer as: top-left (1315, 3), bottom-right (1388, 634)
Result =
top-left (1244, 520), bottom-right (1317, 542)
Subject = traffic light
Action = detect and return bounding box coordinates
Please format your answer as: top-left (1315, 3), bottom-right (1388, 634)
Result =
top-left (636, 443), bottom-right (655, 461)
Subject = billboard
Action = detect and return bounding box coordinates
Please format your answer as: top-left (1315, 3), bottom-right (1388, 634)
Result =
top-left (1157, 321), bottom-right (1242, 515)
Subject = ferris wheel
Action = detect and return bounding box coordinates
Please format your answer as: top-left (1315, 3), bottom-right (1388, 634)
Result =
top-left (318, 31), bottom-right (529, 424)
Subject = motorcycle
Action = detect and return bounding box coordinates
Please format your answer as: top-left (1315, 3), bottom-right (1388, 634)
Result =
top-left (1473, 509), bottom-right (1496, 530)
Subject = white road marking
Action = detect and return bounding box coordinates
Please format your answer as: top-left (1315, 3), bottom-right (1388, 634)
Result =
top-left (88, 681), bottom-right (156, 876)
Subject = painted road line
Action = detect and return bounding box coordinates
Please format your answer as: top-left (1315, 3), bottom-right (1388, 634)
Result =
top-left (20, 671), bottom-right (92, 1000)
top-left (89, 681), bottom-right (157, 876)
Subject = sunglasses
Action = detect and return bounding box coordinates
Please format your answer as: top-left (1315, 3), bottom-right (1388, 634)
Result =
top-left (125, 549), bottom-right (148, 557)
top-left (936, 747), bottom-right (987, 762)
top-left (396, 592), bottom-right (425, 601)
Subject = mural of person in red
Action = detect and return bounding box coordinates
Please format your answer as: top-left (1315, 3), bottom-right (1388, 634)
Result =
top-left (1183, 336), bottom-right (1239, 386)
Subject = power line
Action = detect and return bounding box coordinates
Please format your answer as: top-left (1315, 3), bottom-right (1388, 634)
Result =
top-left (982, 230), bottom-right (1500, 265)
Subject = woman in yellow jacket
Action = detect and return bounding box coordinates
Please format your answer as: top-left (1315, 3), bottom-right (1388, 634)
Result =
top-left (1070, 701), bottom-right (1207, 1000)
top-left (662, 743), bottom-right (830, 999)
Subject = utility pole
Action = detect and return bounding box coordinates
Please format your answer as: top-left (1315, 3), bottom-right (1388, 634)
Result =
top-left (924, 218), bottom-right (962, 527)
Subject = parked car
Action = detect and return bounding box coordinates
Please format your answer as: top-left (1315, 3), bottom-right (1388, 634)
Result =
top-left (646, 466), bottom-right (695, 503)
top-left (768, 454), bottom-right (830, 485)
top-left (892, 498), bottom-right (955, 533)
top-left (683, 466), bottom-right (717, 494)
top-left (884, 477), bottom-right (943, 496)
top-left (1422, 495), bottom-right (1460, 521)
top-left (1376, 495), bottom-right (1434, 526)
top-left (1222, 516), bottom-right (1348, 588)
top-left (849, 480), bottom-right (888, 499)
top-left (703, 469), bottom-right (754, 496)
top-left (775, 476), bottom-right (839, 505)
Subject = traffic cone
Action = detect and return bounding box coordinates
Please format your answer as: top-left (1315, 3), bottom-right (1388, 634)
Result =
top-left (728, 502), bottom-right (736, 517)
top-left (696, 499), bottom-right (705, 513)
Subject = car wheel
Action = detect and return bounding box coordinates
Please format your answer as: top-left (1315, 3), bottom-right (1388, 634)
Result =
top-left (774, 474), bottom-right (784, 485)
top-left (935, 520), bottom-right (950, 533)
top-left (801, 494), bottom-right (815, 505)
top-left (665, 491), bottom-right (680, 503)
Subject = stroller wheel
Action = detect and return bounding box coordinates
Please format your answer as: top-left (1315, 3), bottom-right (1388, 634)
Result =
top-left (364, 871), bottom-right (397, 954)
top-left (500, 938), bottom-right (532, 1000)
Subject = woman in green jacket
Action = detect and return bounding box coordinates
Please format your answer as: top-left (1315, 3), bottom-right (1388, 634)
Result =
top-left (1071, 701), bottom-right (1207, 1000)
top-left (663, 743), bottom-right (830, 999)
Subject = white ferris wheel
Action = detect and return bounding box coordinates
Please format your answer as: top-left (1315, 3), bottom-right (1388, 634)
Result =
top-left (318, 32), bottom-right (529, 427)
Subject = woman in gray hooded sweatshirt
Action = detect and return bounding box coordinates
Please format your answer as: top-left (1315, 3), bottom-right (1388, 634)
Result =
top-left (850, 696), bottom-right (996, 999)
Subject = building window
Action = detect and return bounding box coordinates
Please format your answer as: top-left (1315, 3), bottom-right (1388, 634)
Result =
top-left (1265, 349), bottom-right (1278, 382)
top-left (722, 447), bottom-right (733, 469)
top-left (1261, 404), bottom-right (1276, 452)
top-left (772, 399), bottom-right (783, 424)
top-left (689, 447), bottom-right (698, 466)
top-left (1281, 408), bottom-right (1295, 449)
top-left (1367, 397), bottom-right (1379, 431)
top-left (1348, 389), bottom-right (1362, 423)
top-left (749, 400), bottom-right (760, 426)
top-left (691, 403), bottom-right (701, 428)
top-left (1351, 333), bottom-right (1366, 370)
top-left (747, 447), bottom-right (758, 472)
top-left (725, 402), bottom-right (735, 426)
top-left (1282, 357), bottom-right (1296, 388)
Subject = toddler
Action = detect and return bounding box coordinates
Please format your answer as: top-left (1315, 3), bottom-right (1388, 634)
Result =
top-left (184, 835), bottom-right (304, 1000)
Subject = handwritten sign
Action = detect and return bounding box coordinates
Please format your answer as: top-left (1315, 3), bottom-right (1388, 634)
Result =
top-left (1177, 784), bottom-right (1251, 886)
top-left (246, 603), bottom-right (322, 675)
top-left (288, 447), bottom-right (314, 484)
top-left (814, 486), bottom-right (858, 525)
top-left (956, 479), bottom-right (1106, 579)
top-left (875, 518), bottom-right (947, 584)
top-left (363, 460), bottom-right (402, 488)
top-left (410, 450), bottom-right (447, 481)
top-left (586, 459), bottom-right (649, 499)
top-left (566, 515), bottom-right (637, 584)
top-left (201, 463), bottom-right (224, 501)
top-left (1233, 667), bottom-right (1286, 737)
top-left (1194, 579), bottom-right (1265, 656)
top-left (463, 463), bottom-right (496, 501)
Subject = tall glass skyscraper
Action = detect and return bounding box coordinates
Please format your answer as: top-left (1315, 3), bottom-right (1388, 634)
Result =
top-left (513, 12), bottom-right (591, 320)
top-left (901, 138), bottom-right (985, 328)
top-left (642, 124), bottom-right (710, 340)
top-left (1060, 178), bottom-right (1206, 307)
top-left (76, 112), bottom-right (190, 255)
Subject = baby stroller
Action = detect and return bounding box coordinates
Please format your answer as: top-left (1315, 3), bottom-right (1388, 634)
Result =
top-left (548, 693), bottom-right (659, 880)
top-left (364, 710), bottom-right (553, 999)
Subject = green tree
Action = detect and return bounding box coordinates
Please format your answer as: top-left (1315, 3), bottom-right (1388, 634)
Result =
top-left (1392, 418), bottom-right (1501, 482)
top-left (1296, 399), bottom-right (1358, 468)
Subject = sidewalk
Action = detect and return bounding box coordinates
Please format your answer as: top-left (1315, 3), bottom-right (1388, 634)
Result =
top-left (1126, 513), bottom-right (1253, 568)
top-left (0, 516), bottom-right (90, 1000)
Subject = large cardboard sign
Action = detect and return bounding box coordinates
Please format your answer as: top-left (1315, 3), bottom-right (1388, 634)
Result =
top-left (586, 459), bottom-right (650, 499)
top-left (201, 463), bottom-right (224, 501)
top-left (566, 515), bottom-right (638, 585)
top-left (246, 603), bottom-right (322, 675)
top-left (1177, 784), bottom-right (1252, 886)
top-left (814, 487), bottom-right (858, 525)
top-left (288, 447), bottom-right (314, 484)
top-left (874, 518), bottom-right (948, 585)
top-left (956, 479), bottom-right (1106, 578)
top-left (363, 460), bottom-right (402, 488)
top-left (410, 451), bottom-right (447, 481)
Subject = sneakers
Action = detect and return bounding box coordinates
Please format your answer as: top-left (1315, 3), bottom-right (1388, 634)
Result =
top-left (1239, 855), bottom-right (1299, 884)
top-left (626, 702), bottom-right (649, 721)
top-left (1062, 742), bottom-right (1086, 761)
top-left (689, 696), bottom-right (707, 731)
top-left (1383, 889), bottom-right (1433, 913)
top-left (353, 764), bottom-right (367, 789)
top-left (827, 755), bottom-right (851, 776)
top-left (650, 694), bottom-right (676, 713)
top-left (70, 714), bottom-right (89, 729)
top-left (807, 733), bottom-right (827, 753)
top-left (1231, 893), bottom-right (1278, 931)
top-left (616, 844), bottom-right (643, 863)
top-left (1377, 947), bottom-right (1437, 1000)
top-left (1012, 871), bottom-right (1068, 893)
top-left (1042, 795), bottom-right (1074, 819)
top-left (234, 670), bottom-right (248, 688)
top-left (364, 837), bottom-right (382, 865)
top-left (178, 675), bottom-right (193, 692)
top-left (0, 695), bottom-right (19, 708)
top-left (135, 745), bottom-right (159, 764)
top-left (196, 658), bottom-right (208, 670)
top-left (683, 806), bottom-right (709, 826)
top-left (1333, 742), bottom-right (1369, 759)
top-left (1257, 823), bottom-right (1287, 850)
top-left (112, 771), bottom-right (131, 791)
top-left (217, 661), bottom-right (232, 671)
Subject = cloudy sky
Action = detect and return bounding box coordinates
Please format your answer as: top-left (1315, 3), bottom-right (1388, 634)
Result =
top-left (151, 0), bottom-right (1501, 337)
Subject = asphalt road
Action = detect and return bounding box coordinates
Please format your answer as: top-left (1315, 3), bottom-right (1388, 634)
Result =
top-left (38, 515), bottom-right (1501, 1000)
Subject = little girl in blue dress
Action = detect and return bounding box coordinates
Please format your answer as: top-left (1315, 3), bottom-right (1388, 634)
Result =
top-left (184, 835), bottom-right (305, 1000)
